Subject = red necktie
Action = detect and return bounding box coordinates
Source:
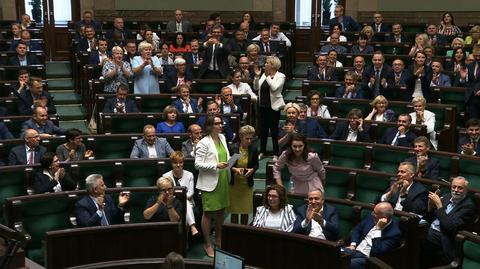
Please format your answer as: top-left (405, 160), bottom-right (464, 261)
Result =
top-left (28, 149), bottom-right (34, 165)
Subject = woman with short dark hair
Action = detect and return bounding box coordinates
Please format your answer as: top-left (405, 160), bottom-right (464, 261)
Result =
top-left (34, 152), bottom-right (76, 193)
top-left (56, 128), bottom-right (93, 162)
top-left (252, 184), bottom-right (296, 232)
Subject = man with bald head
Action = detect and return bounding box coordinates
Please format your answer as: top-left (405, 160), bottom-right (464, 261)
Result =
top-left (379, 162), bottom-right (428, 215)
top-left (166, 9), bottom-right (193, 33)
top-left (182, 124), bottom-right (202, 157)
top-left (17, 77), bottom-right (56, 115)
top-left (21, 106), bottom-right (66, 138)
top-left (8, 128), bottom-right (46, 165)
top-left (345, 202), bottom-right (401, 269)
top-left (320, 33), bottom-right (347, 54)
top-left (130, 125), bottom-right (174, 158)
top-left (421, 176), bottom-right (476, 268)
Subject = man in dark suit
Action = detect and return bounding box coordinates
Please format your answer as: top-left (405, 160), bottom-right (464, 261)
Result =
top-left (328, 4), bottom-right (361, 32)
top-left (8, 128), bottom-right (46, 165)
top-left (77, 25), bottom-right (99, 52)
top-left (362, 51), bottom-right (392, 99)
top-left (7, 41), bottom-right (40, 66)
top-left (16, 77), bottom-right (56, 115)
top-left (123, 41), bottom-right (138, 67)
top-left (172, 84), bottom-right (203, 114)
top-left (456, 44), bottom-right (480, 119)
top-left (457, 118), bottom-right (480, 156)
top-left (10, 69), bottom-right (31, 95)
top-left (421, 176), bottom-right (476, 268)
top-left (380, 114), bottom-right (417, 147)
top-left (184, 39), bottom-right (204, 66)
top-left (8, 30), bottom-right (42, 52)
top-left (253, 29), bottom-right (280, 55)
top-left (379, 162), bottom-right (428, 215)
top-left (426, 24), bottom-right (448, 46)
top-left (21, 106), bottom-right (66, 138)
top-left (307, 54), bottom-right (338, 81)
top-left (166, 9), bottom-right (193, 33)
top-left (199, 26), bottom-right (230, 79)
top-left (405, 136), bottom-right (440, 180)
top-left (384, 23), bottom-right (409, 44)
top-left (293, 189), bottom-right (339, 241)
top-left (344, 202), bottom-right (402, 269)
top-left (182, 124), bottom-right (202, 158)
top-left (196, 101), bottom-right (234, 142)
top-left (75, 174), bottom-right (130, 227)
top-left (387, 59), bottom-right (411, 100)
top-left (105, 17), bottom-right (132, 40)
top-left (330, 108), bottom-right (371, 142)
top-left (336, 72), bottom-right (365, 99)
top-left (370, 12), bottom-right (391, 33)
top-left (217, 86), bottom-right (243, 116)
top-left (102, 84), bottom-right (139, 113)
top-left (74, 10), bottom-right (102, 37)
top-left (88, 38), bottom-right (110, 66)
top-left (226, 29), bottom-right (251, 52)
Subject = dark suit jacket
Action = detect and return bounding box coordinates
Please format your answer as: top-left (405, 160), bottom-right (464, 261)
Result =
top-left (123, 52), bottom-right (139, 65)
top-left (8, 144), bottom-right (47, 165)
top-left (219, 100), bottom-right (243, 116)
top-left (229, 142), bottom-right (258, 187)
top-left (7, 54), bottom-right (40, 66)
top-left (74, 20), bottom-right (102, 34)
top-left (405, 156), bottom-right (440, 180)
top-left (77, 37), bottom-right (98, 52)
top-left (297, 118), bottom-right (328, 138)
top-left (362, 64), bottom-right (393, 99)
top-left (335, 85), bottom-right (365, 99)
top-left (380, 127), bottom-right (417, 147)
top-left (426, 194), bottom-right (476, 257)
top-left (329, 121), bottom-right (371, 142)
top-left (257, 40), bottom-right (279, 55)
top-left (88, 51), bottom-right (111, 65)
top-left (16, 89), bottom-right (56, 115)
top-left (172, 98), bottom-right (201, 113)
top-left (75, 194), bottom-right (125, 227)
top-left (406, 65), bottom-right (434, 102)
top-left (350, 216), bottom-right (402, 257)
top-left (307, 66), bottom-right (338, 81)
top-left (166, 20), bottom-right (193, 33)
top-left (384, 34), bottom-right (409, 44)
top-left (387, 71), bottom-right (411, 99)
top-left (102, 97), bottom-right (139, 113)
top-left (293, 203), bottom-right (339, 241)
top-left (329, 16), bottom-right (361, 32)
top-left (165, 70), bottom-right (194, 92)
top-left (428, 34), bottom-right (448, 46)
top-left (184, 51), bottom-right (205, 65)
top-left (382, 181), bottom-right (428, 215)
top-left (226, 38), bottom-right (251, 52)
top-left (456, 135), bottom-right (480, 155)
top-left (370, 23), bottom-right (391, 33)
top-left (21, 119), bottom-right (67, 136)
top-left (198, 43), bottom-right (230, 78)
top-left (105, 28), bottom-right (133, 40)
top-left (455, 61), bottom-right (480, 104)
top-left (33, 170), bottom-right (76, 193)
top-left (181, 139), bottom-right (195, 158)
top-left (0, 122), bottom-right (14, 140)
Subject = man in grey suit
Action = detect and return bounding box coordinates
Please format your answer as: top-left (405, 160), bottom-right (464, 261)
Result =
top-left (8, 128), bottom-right (46, 165)
top-left (182, 124), bottom-right (202, 158)
top-left (130, 125), bottom-right (174, 158)
top-left (166, 10), bottom-right (193, 33)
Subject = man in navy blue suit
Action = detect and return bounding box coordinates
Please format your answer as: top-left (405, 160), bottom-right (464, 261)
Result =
top-left (74, 10), bottom-right (102, 37)
top-left (105, 17), bottom-right (132, 40)
top-left (8, 30), bottom-right (42, 52)
top-left (380, 114), bottom-right (417, 147)
top-left (8, 128), bottom-right (46, 165)
top-left (0, 122), bottom-right (14, 140)
top-left (74, 174), bottom-right (130, 227)
top-left (387, 59), bottom-right (411, 100)
top-left (456, 44), bottom-right (480, 119)
top-left (293, 189), bottom-right (339, 241)
top-left (216, 86), bottom-right (243, 116)
top-left (17, 77), bottom-right (56, 115)
top-left (457, 118), bottom-right (480, 156)
top-left (102, 84), bottom-right (139, 113)
top-left (379, 162), bottom-right (428, 216)
top-left (421, 176), bottom-right (476, 268)
top-left (362, 52), bottom-right (392, 99)
top-left (196, 101), bottom-right (234, 141)
top-left (370, 12), bottom-right (391, 33)
top-left (344, 202), bottom-right (402, 269)
top-left (328, 5), bottom-right (361, 32)
top-left (405, 136), bottom-right (440, 180)
top-left (88, 38), bottom-right (110, 66)
top-left (7, 41), bottom-right (40, 66)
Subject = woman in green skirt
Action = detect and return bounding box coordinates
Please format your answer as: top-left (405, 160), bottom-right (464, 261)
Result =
top-left (194, 114), bottom-right (230, 257)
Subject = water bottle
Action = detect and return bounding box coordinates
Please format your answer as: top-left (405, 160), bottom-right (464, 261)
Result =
top-left (289, 178), bottom-right (294, 193)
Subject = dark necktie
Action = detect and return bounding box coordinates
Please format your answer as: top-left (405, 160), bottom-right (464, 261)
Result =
top-left (319, 68), bottom-right (325, 80)
top-left (475, 63), bottom-right (480, 80)
top-left (265, 43), bottom-right (270, 53)
top-left (374, 69), bottom-right (381, 96)
top-left (193, 54), bottom-right (198, 64)
top-left (212, 44), bottom-right (217, 71)
top-left (28, 149), bottom-right (34, 165)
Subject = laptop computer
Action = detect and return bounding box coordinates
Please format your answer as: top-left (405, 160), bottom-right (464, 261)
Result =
top-left (213, 248), bottom-right (245, 269)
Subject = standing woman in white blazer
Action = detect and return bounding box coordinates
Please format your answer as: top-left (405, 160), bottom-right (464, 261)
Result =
top-left (194, 114), bottom-right (230, 258)
top-left (254, 56), bottom-right (286, 157)
top-left (409, 96), bottom-right (437, 149)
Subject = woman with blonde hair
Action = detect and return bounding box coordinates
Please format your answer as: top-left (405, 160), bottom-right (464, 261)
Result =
top-left (102, 46), bottom-right (133, 93)
top-left (364, 95), bottom-right (395, 122)
top-left (408, 33), bottom-right (431, 56)
top-left (132, 41), bottom-right (163, 94)
top-left (409, 96), bottom-right (437, 149)
top-left (144, 176), bottom-right (182, 222)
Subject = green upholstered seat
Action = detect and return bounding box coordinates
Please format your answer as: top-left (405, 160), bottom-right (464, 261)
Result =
top-left (328, 143), bottom-right (365, 169)
top-left (462, 239), bottom-right (480, 269)
top-left (89, 137), bottom-right (135, 159)
top-left (355, 173), bottom-right (390, 204)
top-left (191, 80), bottom-right (225, 94)
top-left (458, 158), bottom-right (480, 190)
top-left (371, 147), bottom-right (410, 174)
top-left (335, 204), bottom-right (356, 238)
top-left (122, 161), bottom-right (161, 187)
top-left (324, 169), bottom-right (352, 199)
top-left (106, 116), bottom-right (155, 134)
top-left (0, 168), bottom-right (28, 224)
top-left (72, 162), bottom-right (119, 189)
top-left (304, 82), bottom-right (339, 97)
top-left (138, 95), bottom-right (174, 113)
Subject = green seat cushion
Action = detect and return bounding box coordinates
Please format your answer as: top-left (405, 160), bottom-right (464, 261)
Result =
top-left (329, 144), bottom-right (365, 169)
top-left (463, 240), bottom-right (480, 269)
top-left (356, 174), bottom-right (390, 203)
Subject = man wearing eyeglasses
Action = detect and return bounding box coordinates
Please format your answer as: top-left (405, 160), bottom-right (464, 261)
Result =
top-left (8, 128), bottom-right (46, 165)
top-left (380, 114), bottom-right (417, 147)
top-left (344, 202), bottom-right (401, 269)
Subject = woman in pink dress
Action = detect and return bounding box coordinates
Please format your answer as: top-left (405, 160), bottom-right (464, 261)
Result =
top-left (273, 133), bottom-right (325, 195)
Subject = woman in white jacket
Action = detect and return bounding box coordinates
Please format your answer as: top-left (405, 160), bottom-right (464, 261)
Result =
top-left (254, 56), bottom-right (286, 158)
top-left (410, 96), bottom-right (437, 149)
top-left (194, 114), bottom-right (230, 257)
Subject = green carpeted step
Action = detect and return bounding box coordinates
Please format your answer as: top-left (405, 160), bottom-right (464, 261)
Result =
top-left (59, 120), bottom-right (89, 133)
top-left (50, 91), bottom-right (81, 104)
top-left (55, 104), bottom-right (87, 121)
top-left (293, 62), bottom-right (310, 78)
top-left (254, 157), bottom-right (273, 179)
top-left (47, 79), bottom-right (75, 90)
top-left (46, 61), bottom-right (72, 78)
